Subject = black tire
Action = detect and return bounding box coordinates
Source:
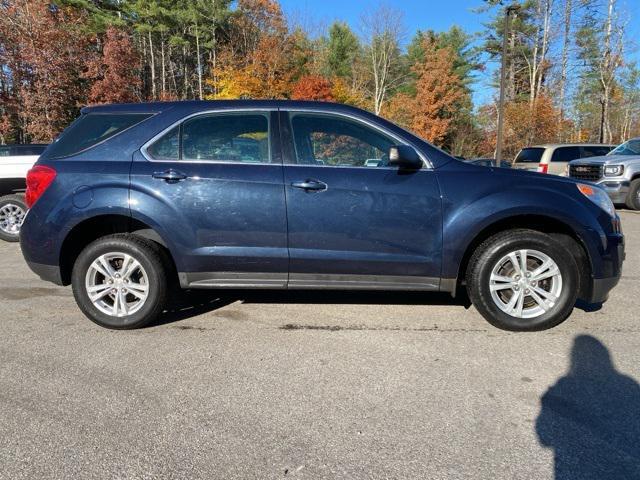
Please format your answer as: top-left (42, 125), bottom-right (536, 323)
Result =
top-left (466, 229), bottom-right (579, 331)
top-left (0, 194), bottom-right (27, 242)
top-left (625, 179), bottom-right (640, 210)
top-left (71, 234), bottom-right (168, 329)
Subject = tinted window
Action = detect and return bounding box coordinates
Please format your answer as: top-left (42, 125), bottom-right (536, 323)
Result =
top-left (551, 146), bottom-right (581, 162)
top-left (289, 113), bottom-right (394, 167)
top-left (147, 126), bottom-right (179, 161)
top-left (515, 148), bottom-right (544, 163)
top-left (581, 146), bottom-right (613, 158)
top-left (181, 114), bottom-right (270, 163)
top-left (0, 147), bottom-right (10, 157)
top-left (47, 113), bottom-right (151, 159)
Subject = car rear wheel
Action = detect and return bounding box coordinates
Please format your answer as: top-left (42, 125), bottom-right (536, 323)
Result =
top-left (0, 194), bottom-right (27, 242)
top-left (625, 179), bottom-right (640, 210)
top-left (466, 229), bottom-right (579, 331)
top-left (71, 234), bottom-right (168, 329)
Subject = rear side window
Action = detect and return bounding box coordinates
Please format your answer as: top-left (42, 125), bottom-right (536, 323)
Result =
top-left (550, 146), bottom-right (580, 162)
top-left (0, 146), bottom-right (10, 157)
top-left (581, 146), bottom-right (613, 158)
top-left (515, 148), bottom-right (544, 163)
top-left (146, 112), bottom-right (271, 164)
top-left (47, 113), bottom-right (151, 159)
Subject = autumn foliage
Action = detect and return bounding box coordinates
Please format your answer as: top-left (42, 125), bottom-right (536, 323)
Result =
top-left (85, 27), bottom-right (141, 105)
top-left (291, 76), bottom-right (335, 101)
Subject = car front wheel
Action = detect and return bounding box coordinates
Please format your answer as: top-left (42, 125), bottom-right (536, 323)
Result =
top-left (466, 229), bottom-right (579, 331)
top-left (71, 234), bottom-right (168, 329)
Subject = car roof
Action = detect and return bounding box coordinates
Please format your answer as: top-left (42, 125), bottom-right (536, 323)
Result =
top-left (524, 143), bottom-right (615, 148)
top-left (81, 100), bottom-right (369, 115)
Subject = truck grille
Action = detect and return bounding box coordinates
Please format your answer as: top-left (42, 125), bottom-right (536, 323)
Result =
top-left (569, 164), bottom-right (602, 181)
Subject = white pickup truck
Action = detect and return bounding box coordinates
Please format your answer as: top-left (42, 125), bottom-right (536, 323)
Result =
top-left (0, 144), bottom-right (47, 241)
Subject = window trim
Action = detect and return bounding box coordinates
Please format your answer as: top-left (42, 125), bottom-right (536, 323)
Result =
top-left (140, 107), bottom-right (432, 169)
top-left (141, 108), bottom-right (277, 165)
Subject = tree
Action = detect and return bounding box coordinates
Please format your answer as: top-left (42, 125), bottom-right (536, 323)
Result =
top-left (0, 0), bottom-right (91, 141)
top-left (326, 21), bottom-right (360, 79)
top-left (361, 4), bottom-right (406, 114)
top-left (85, 27), bottom-right (142, 104)
top-left (291, 75), bottom-right (334, 101)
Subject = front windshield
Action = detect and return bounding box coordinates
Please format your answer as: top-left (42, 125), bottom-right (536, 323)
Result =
top-left (608, 138), bottom-right (640, 156)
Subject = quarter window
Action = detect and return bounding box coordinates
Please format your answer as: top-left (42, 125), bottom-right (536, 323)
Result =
top-left (289, 113), bottom-right (395, 167)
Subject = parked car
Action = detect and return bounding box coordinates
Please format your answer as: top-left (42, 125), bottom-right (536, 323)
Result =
top-left (0, 144), bottom-right (47, 241)
top-left (513, 144), bottom-right (615, 175)
top-left (465, 158), bottom-right (512, 168)
top-left (568, 137), bottom-right (640, 210)
top-left (20, 101), bottom-right (624, 331)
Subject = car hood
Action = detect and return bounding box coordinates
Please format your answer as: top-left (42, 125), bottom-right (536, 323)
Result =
top-left (570, 154), bottom-right (640, 165)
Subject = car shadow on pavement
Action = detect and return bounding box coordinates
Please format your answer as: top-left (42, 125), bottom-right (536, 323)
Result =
top-left (536, 335), bottom-right (640, 479)
top-left (155, 288), bottom-right (472, 327)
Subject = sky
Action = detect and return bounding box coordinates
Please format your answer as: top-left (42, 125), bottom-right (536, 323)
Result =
top-left (280, 0), bottom-right (640, 109)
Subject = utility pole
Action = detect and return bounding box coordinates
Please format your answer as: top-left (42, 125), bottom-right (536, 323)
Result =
top-left (495, 4), bottom-right (519, 167)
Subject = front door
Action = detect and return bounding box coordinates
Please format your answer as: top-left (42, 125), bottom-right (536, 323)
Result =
top-left (130, 110), bottom-right (289, 288)
top-left (280, 110), bottom-right (442, 289)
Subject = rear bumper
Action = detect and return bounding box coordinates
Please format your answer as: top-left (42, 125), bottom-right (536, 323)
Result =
top-left (25, 261), bottom-right (64, 286)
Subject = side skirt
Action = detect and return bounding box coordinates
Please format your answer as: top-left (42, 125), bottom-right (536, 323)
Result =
top-left (179, 272), bottom-right (443, 291)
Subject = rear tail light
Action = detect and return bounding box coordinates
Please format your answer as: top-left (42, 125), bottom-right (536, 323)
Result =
top-left (25, 165), bottom-right (56, 208)
top-left (537, 163), bottom-right (548, 173)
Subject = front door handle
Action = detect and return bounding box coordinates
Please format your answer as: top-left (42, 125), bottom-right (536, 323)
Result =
top-left (152, 169), bottom-right (188, 183)
top-left (291, 179), bottom-right (327, 191)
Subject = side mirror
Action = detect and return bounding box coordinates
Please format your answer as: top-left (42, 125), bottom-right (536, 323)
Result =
top-left (388, 145), bottom-right (423, 170)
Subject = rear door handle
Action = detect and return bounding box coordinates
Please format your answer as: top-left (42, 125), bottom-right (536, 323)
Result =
top-left (152, 169), bottom-right (188, 183)
top-left (291, 179), bottom-right (327, 191)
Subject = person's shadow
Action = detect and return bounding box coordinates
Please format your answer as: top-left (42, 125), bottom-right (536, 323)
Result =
top-left (536, 335), bottom-right (640, 479)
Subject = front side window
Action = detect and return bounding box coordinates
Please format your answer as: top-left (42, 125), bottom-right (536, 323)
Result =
top-left (551, 146), bottom-right (580, 162)
top-left (289, 113), bottom-right (395, 167)
top-left (47, 113), bottom-right (152, 159)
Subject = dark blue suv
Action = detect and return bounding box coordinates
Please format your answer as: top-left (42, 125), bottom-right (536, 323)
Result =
top-left (20, 101), bottom-right (624, 331)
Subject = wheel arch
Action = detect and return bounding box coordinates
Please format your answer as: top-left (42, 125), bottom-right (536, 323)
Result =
top-left (454, 214), bottom-right (592, 299)
top-left (59, 214), bottom-right (176, 285)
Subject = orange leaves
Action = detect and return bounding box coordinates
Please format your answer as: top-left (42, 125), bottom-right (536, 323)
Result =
top-left (85, 27), bottom-right (141, 105)
top-left (385, 37), bottom-right (465, 147)
top-left (291, 76), bottom-right (334, 101)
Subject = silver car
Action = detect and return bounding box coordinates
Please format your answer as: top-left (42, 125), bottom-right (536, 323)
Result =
top-left (568, 137), bottom-right (640, 210)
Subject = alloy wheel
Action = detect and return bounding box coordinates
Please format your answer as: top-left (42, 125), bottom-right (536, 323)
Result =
top-left (489, 249), bottom-right (563, 319)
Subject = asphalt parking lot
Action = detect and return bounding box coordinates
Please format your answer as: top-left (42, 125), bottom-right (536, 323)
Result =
top-left (1, 211), bottom-right (640, 480)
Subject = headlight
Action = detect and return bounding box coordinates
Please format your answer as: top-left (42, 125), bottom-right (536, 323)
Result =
top-left (604, 165), bottom-right (624, 176)
top-left (577, 183), bottom-right (615, 216)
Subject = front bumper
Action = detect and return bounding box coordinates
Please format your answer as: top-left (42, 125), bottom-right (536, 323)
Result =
top-left (582, 232), bottom-right (625, 304)
top-left (597, 179), bottom-right (630, 204)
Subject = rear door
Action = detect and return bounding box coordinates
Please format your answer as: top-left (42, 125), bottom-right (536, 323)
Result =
top-left (280, 110), bottom-right (442, 289)
top-left (130, 110), bottom-right (289, 287)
